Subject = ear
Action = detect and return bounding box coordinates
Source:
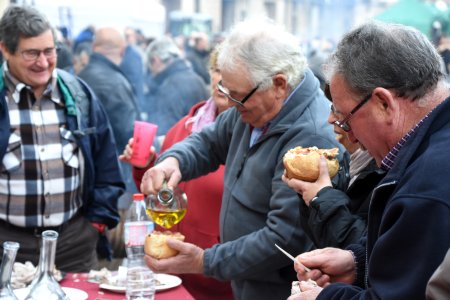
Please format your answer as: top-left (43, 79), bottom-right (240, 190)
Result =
top-left (272, 73), bottom-right (289, 100)
top-left (372, 87), bottom-right (398, 125)
top-left (0, 42), bottom-right (11, 61)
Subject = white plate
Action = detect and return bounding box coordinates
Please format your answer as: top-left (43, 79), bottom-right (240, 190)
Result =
top-left (99, 273), bottom-right (182, 293)
top-left (14, 287), bottom-right (88, 300)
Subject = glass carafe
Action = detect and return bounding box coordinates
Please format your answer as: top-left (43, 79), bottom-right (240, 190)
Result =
top-left (146, 181), bottom-right (188, 229)
top-left (25, 230), bottom-right (68, 300)
top-left (0, 241), bottom-right (20, 300)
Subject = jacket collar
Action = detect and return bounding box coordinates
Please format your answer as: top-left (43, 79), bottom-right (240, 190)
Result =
top-left (380, 95), bottom-right (450, 184)
top-left (269, 68), bottom-right (322, 131)
top-left (0, 64), bottom-right (5, 92)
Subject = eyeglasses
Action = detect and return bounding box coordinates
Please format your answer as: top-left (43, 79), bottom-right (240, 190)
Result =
top-left (331, 92), bottom-right (372, 132)
top-left (20, 47), bottom-right (57, 61)
top-left (217, 80), bottom-right (260, 106)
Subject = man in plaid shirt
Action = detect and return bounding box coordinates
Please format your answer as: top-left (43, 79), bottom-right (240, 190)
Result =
top-left (0, 5), bottom-right (125, 272)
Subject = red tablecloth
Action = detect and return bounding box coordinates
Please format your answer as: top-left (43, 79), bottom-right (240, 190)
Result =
top-left (61, 273), bottom-right (195, 300)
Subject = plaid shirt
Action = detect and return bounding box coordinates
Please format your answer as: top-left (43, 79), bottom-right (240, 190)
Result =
top-left (381, 109), bottom-right (433, 171)
top-left (0, 63), bottom-right (82, 227)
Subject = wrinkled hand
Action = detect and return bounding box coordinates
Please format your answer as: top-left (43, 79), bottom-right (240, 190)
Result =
top-left (140, 157), bottom-right (182, 195)
top-left (144, 239), bottom-right (204, 274)
top-left (287, 280), bottom-right (323, 300)
top-left (294, 247), bottom-right (356, 287)
top-left (118, 138), bottom-right (156, 169)
top-left (282, 156), bottom-right (332, 206)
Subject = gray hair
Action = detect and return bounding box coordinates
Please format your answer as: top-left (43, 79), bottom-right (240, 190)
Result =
top-left (0, 5), bottom-right (53, 54)
top-left (324, 21), bottom-right (444, 100)
top-left (145, 36), bottom-right (181, 64)
top-left (217, 18), bottom-right (307, 91)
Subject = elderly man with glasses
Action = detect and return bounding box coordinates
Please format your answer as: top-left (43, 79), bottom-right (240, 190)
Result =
top-left (289, 22), bottom-right (450, 300)
top-left (0, 6), bottom-right (124, 271)
top-left (140, 19), bottom-right (347, 300)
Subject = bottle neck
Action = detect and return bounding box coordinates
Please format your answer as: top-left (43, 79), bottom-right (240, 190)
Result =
top-left (40, 239), bottom-right (56, 274)
top-left (0, 242), bottom-right (19, 288)
top-left (37, 231), bottom-right (58, 276)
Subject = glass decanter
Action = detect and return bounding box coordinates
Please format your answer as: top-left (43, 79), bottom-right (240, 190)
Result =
top-left (25, 230), bottom-right (68, 300)
top-left (146, 181), bottom-right (188, 229)
top-left (0, 241), bottom-right (20, 300)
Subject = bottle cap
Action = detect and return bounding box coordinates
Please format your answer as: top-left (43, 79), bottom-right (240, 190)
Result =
top-left (133, 193), bottom-right (145, 201)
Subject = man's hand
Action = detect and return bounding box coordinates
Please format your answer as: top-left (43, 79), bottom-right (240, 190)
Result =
top-left (140, 157), bottom-right (182, 195)
top-left (144, 239), bottom-right (204, 274)
top-left (287, 281), bottom-right (323, 300)
top-left (294, 247), bottom-right (356, 287)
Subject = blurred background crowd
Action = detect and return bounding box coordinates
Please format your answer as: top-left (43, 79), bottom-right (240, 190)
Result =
top-left (1, 0), bottom-right (449, 230)
top-left (2, 0), bottom-right (450, 111)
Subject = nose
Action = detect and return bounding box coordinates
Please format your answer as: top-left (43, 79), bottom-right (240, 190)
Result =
top-left (34, 52), bottom-right (50, 66)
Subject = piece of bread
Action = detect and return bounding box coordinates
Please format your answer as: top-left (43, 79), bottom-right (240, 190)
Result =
top-left (283, 146), bottom-right (339, 182)
top-left (144, 231), bottom-right (185, 259)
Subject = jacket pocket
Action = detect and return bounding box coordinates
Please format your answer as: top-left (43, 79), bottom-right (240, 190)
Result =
top-left (60, 127), bottom-right (79, 169)
top-left (1, 132), bottom-right (22, 173)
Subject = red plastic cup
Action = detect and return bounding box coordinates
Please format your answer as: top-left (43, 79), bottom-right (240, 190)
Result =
top-left (129, 121), bottom-right (158, 167)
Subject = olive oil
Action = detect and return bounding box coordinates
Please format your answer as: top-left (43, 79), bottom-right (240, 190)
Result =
top-left (146, 209), bottom-right (187, 229)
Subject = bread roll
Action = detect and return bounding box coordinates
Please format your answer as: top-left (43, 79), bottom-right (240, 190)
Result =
top-left (144, 231), bottom-right (185, 259)
top-left (283, 146), bottom-right (339, 182)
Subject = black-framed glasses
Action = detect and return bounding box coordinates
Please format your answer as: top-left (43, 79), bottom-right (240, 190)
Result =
top-left (217, 80), bottom-right (260, 106)
top-left (20, 47), bottom-right (58, 61)
top-left (331, 92), bottom-right (372, 132)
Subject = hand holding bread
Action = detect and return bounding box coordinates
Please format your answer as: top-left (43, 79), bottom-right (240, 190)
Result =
top-left (283, 146), bottom-right (339, 182)
top-left (144, 231), bottom-right (185, 259)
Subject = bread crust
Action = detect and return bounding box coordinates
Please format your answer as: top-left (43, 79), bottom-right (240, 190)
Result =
top-left (144, 231), bottom-right (185, 259)
top-left (283, 146), bottom-right (339, 182)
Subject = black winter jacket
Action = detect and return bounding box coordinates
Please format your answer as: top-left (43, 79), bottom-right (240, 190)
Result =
top-left (300, 158), bottom-right (385, 248)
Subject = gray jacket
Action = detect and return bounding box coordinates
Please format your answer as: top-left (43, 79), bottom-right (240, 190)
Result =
top-left (158, 69), bottom-right (346, 300)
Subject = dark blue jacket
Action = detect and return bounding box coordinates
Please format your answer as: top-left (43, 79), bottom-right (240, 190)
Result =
top-left (319, 96), bottom-right (450, 299)
top-left (0, 69), bottom-right (124, 229)
top-left (120, 45), bottom-right (145, 110)
top-left (79, 53), bottom-right (139, 154)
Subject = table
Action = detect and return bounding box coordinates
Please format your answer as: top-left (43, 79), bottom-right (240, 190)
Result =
top-left (61, 273), bottom-right (195, 300)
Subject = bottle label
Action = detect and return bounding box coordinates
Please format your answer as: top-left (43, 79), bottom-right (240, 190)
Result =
top-left (124, 222), bottom-right (154, 246)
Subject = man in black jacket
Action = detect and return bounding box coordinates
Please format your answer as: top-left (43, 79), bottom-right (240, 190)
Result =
top-left (79, 27), bottom-right (140, 213)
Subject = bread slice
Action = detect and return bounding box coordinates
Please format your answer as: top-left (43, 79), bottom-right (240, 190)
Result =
top-left (144, 231), bottom-right (185, 259)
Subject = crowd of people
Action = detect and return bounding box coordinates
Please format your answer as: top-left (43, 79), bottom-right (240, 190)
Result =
top-left (0, 4), bottom-right (449, 300)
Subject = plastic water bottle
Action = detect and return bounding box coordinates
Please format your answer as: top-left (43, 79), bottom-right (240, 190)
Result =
top-left (124, 193), bottom-right (155, 300)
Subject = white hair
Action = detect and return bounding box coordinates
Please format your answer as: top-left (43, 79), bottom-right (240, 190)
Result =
top-left (217, 18), bottom-right (307, 90)
top-left (146, 36), bottom-right (181, 63)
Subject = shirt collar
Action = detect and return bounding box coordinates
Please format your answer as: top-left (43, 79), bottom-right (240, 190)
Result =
top-left (380, 108), bottom-right (433, 171)
top-left (3, 62), bottom-right (61, 105)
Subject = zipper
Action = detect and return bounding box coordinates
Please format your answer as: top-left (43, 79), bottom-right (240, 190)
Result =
top-left (364, 180), bottom-right (397, 288)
